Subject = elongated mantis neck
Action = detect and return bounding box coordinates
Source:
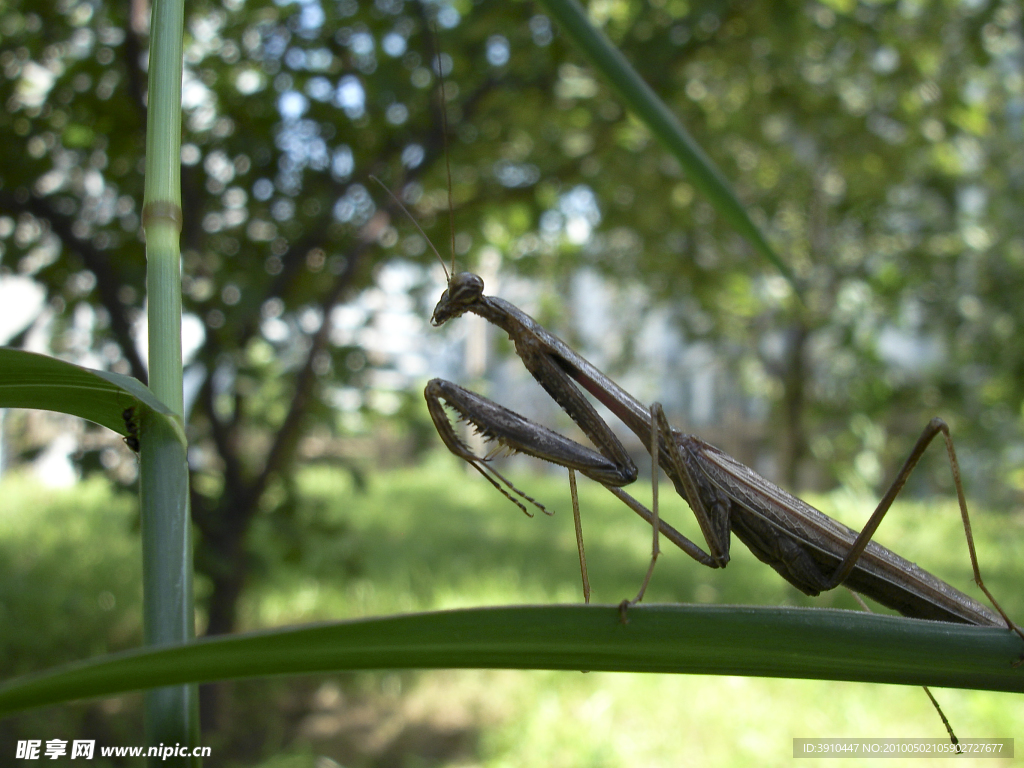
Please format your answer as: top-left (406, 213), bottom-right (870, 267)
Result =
top-left (467, 291), bottom-right (659, 447)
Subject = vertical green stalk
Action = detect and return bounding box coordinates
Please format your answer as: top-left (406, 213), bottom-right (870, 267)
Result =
top-left (141, 0), bottom-right (198, 763)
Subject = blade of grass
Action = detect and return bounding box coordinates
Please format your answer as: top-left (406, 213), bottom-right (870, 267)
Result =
top-left (0, 348), bottom-right (183, 442)
top-left (536, 0), bottom-right (797, 288)
top-left (0, 605), bottom-right (1020, 718)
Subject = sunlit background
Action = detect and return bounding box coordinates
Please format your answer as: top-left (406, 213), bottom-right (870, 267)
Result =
top-left (1, 0), bottom-right (1023, 764)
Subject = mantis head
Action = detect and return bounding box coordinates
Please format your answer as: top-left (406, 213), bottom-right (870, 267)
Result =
top-left (431, 272), bottom-right (485, 326)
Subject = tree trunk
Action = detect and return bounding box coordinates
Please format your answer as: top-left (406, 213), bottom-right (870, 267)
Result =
top-left (779, 323), bottom-right (809, 490)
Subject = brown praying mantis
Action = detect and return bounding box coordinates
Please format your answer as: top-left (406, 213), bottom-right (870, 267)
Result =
top-left (423, 269), bottom-right (1024, 643)
top-left (369, 21), bottom-right (1022, 751)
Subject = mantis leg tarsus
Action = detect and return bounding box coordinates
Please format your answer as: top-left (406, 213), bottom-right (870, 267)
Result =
top-left (484, 462), bottom-right (555, 517)
top-left (848, 588), bottom-right (961, 746)
top-left (922, 686), bottom-right (960, 750)
top-left (464, 458), bottom-right (531, 516)
top-left (617, 599), bottom-right (631, 625)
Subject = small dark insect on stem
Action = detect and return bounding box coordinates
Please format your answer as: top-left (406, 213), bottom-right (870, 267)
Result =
top-left (122, 406), bottom-right (140, 453)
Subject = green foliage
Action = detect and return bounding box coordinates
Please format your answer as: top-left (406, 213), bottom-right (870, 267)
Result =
top-left (0, 475), bottom-right (141, 675)
top-left (0, 347), bottom-right (183, 442)
top-left (4, 603), bottom-right (1021, 716)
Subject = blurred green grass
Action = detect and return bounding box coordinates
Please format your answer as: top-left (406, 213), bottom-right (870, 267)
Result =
top-left (0, 474), bottom-right (144, 765)
top-left (2, 458), bottom-right (1022, 767)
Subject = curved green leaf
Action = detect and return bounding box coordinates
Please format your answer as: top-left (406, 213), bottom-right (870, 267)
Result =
top-left (1, 605), bottom-right (1020, 717)
top-left (537, 0), bottom-right (797, 287)
top-left (0, 348), bottom-right (183, 444)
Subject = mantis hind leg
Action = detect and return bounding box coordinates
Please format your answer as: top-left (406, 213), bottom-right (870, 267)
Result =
top-left (828, 417), bottom-right (1024, 648)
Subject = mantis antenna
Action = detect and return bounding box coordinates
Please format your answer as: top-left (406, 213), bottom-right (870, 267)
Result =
top-left (367, 21), bottom-right (458, 284)
top-left (368, 175), bottom-right (450, 283)
top-left (431, 20), bottom-right (457, 280)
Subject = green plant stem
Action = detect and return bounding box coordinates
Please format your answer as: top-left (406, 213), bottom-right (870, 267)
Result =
top-left (141, 0), bottom-right (197, 761)
top-left (146, 225), bottom-right (185, 417)
top-left (139, 411), bottom-right (195, 750)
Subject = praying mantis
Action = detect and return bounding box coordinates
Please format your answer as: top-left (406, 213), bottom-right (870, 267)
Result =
top-left (364, 25), bottom-right (1024, 644)
top-left (423, 268), bottom-right (1023, 643)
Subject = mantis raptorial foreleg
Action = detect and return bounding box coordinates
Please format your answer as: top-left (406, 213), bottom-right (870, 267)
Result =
top-left (425, 378), bottom-right (677, 604)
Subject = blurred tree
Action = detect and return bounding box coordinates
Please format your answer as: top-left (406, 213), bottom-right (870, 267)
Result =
top-left (2, 0), bottom-right (1023, 723)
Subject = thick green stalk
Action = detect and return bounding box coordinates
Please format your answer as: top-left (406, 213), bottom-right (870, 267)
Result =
top-left (141, 0), bottom-right (198, 762)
